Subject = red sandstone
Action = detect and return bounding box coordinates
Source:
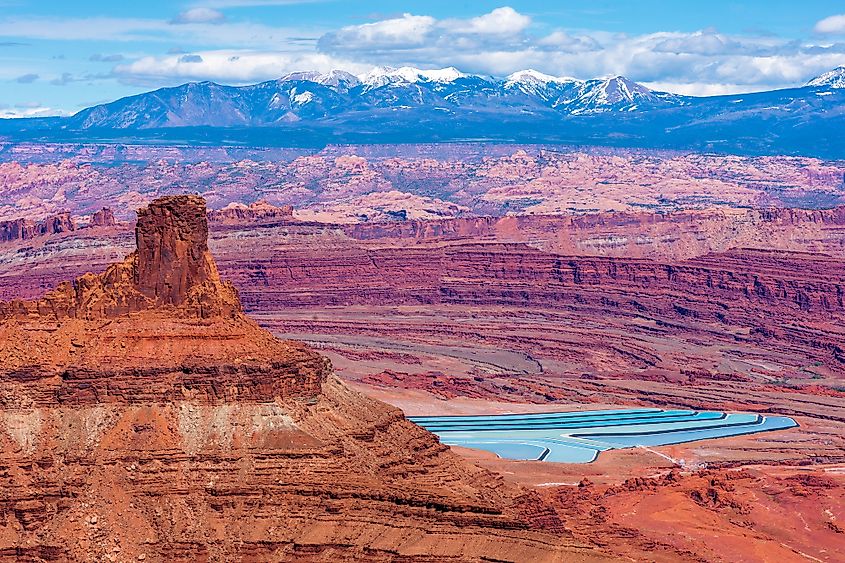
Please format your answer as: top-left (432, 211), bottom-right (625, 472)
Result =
top-left (0, 195), bottom-right (607, 561)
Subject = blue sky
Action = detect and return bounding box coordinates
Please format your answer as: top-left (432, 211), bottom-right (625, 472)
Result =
top-left (2, 1), bottom-right (845, 117)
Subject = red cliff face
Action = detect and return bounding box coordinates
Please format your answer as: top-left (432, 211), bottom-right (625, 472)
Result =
top-left (0, 212), bottom-right (76, 243)
top-left (134, 195), bottom-right (219, 307)
top-left (343, 206), bottom-right (845, 260)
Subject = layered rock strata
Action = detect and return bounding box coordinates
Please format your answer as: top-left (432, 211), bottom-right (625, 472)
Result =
top-left (0, 195), bottom-right (601, 561)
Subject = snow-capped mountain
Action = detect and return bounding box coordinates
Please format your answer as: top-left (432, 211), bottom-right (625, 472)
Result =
top-left (279, 70), bottom-right (360, 91)
top-left (359, 66), bottom-right (469, 89)
top-left (559, 76), bottom-right (686, 114)
top-left (5, 65), bottom-right (841, 158)
top-left (503, 69), bottom-right (578, 100)
top-left (67, 66), bottom-right (694, 129)
top-left (806, 66), bottom-right (845, 89)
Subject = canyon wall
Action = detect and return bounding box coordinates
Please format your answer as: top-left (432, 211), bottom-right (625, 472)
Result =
top-left (226, 243), bottom-right (845, 317)
top-left (344, 206), bottom-right (845, 259)
top-left (2, 205), bottom-right (844, 375)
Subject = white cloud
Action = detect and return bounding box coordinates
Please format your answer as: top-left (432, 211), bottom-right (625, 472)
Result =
top-left (652, 31), bottom-right (749, 56)
top-left (447, 7), bottom-right (531, 36)
top-left (1, 104), bottom-right (69, 118)
top-left (319, 7), bottom-right (535, 55)
top-left (316, 11), bottom-right (845, 95)
top-left (538, 30), bottom-right (601, 52)
top-left (815, 14), bottom-right (845, 35)
top-left (324, 14), bottom-right (436, 51)
top-left (641, 81), bottom-right (788, 97)
top-left (114, 50), bottom-right (370, 84)
top-left (172, 8), bottom-right (226, 25)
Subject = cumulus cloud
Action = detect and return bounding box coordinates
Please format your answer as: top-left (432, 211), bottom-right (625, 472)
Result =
top-left (172, 8), bottom-right (226, 25)
top-left (538, 30), bottom-right (601, 53)
top-left (652, 31), bottom-right (749, 56)
top-left (815, 14), bottom-right (845, 34)
top-left (315, 9), bottom-right (845, 94)
top-left (15, 73), bottom-right (39, 83)
top-left (319, 7), bottom-right (535, 55)
top-left (319, 14), bottom-right (436, 51)
top-left (446, 7), bottom-right (531, 35)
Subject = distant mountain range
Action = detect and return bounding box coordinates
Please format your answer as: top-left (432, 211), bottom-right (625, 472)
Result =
top-left (3, 66), bottom-right (845, 158)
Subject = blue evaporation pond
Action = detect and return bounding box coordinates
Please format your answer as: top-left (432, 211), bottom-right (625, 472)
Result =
top-left (409, 409), bottom-right (798, 464)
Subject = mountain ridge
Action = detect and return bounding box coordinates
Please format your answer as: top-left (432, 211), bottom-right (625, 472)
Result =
top-left (2, 66), bottom-right (845, 157)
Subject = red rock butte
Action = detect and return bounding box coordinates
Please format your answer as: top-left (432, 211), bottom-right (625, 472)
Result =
top-left (0, 195), bottom-right (604, 561)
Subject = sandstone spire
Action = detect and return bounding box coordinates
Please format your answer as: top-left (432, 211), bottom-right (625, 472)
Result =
top-left (1, 195), bottom-right (240, 320)
top-left (134, 195), bottom-right (220, 307)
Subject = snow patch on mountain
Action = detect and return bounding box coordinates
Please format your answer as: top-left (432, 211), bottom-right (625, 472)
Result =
top-left (505, 69), bottom-right (574, 85)
top-left (359, 66), bottom-right (470, 89)
top-left (280, 70), bottom-right (361, 90)
top-left (292, 91), bottom-right (314, 105)
top-left (806, 66), bottom-right (845, 89)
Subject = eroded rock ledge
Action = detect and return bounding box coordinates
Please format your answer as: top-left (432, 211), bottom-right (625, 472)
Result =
top-left (0, 195), bottom-right (327, 404)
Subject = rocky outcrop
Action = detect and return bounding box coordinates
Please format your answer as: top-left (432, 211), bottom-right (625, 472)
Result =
top-left (135, 195), bottom-right (221, 308)
top-left (208, 200), bottom-right (294, 224)
top-left (0, 195), bottom-right (240, 320)
top-left (0, 212), bottom-right (75, 243)
top-left (89, 207), bottom-right (116, 227)
top-left (0, 196), bottom-right (312, 402)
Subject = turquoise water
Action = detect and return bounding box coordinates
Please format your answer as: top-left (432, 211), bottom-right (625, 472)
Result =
top-left (409, 409), bottom-right (798, 464)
